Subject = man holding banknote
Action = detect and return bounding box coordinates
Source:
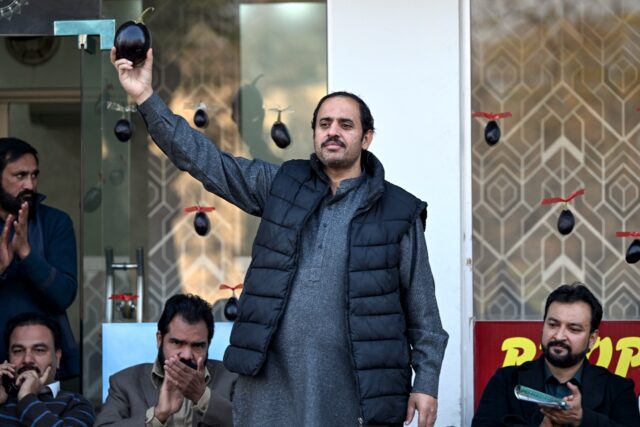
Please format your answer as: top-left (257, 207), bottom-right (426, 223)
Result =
top-left (472, 283), bottom-right (640, 427)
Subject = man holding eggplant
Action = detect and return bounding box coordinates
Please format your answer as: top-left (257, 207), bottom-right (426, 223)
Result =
top-left (112, 47), bottom-right (448, 427)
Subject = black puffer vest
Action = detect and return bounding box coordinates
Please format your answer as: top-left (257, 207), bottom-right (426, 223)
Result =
top-left (223, 151), bottom-right (426, 424)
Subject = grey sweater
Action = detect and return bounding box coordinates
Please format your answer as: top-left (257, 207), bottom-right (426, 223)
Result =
top-left (139, 94), bottom-right (449, 427)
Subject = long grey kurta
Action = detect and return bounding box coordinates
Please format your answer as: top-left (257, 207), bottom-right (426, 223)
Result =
top-left (138, 94), bottom-right (449, 427)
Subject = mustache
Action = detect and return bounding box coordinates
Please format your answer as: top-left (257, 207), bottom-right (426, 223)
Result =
top-left (17, 190), bottom-right (36, 200)
top-left (17, 364), bottom-right (40, 376)
top-left (321, 136), bottom-right (346, 148)
top-left (547, 340), bottom-right (571, 351)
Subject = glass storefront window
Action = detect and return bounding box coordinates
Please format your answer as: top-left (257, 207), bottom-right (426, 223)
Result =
top-left (471, 1), bottom-right (640, 321)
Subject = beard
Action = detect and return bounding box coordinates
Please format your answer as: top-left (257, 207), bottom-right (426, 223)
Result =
top-left (0, 186), bottom-right (36, 218)
top-left (157, 346), bottom-right (166, 366)
top-left (542, 340), bottom-right (589, 368)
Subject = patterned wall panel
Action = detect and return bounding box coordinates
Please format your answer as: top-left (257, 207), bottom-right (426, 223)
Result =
top-left (143, 0), bottom-right (246, 322)
top-left (472, 1), bottom-right (640, 320)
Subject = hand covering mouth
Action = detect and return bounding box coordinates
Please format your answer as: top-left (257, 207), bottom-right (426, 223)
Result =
top-left (17, 364), bottom-right (40, 376)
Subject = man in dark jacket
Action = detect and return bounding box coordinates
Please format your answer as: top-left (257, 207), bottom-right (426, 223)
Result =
top-left (112, 48), bottom-right (448, 427)
top-left (0, 312), bottom-right (94, 426)
top-left (473, 283), bottom-right (640, 426)
top-left (96, 293), bottom-right (237, 427)
top-left (0, 137), bottom-right (79, 380)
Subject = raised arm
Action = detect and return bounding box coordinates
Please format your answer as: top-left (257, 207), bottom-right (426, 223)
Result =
top-left (112, 48), bottom-right (279, 216)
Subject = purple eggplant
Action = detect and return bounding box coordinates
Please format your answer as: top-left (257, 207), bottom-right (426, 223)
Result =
top-left (113, 7), bottom-right (154, 67)
top-left (484, 120), bottom-right (501, 146)
top-left (224, 296), bottom-right (238, 321)
top-left (83, 187), bottom-right (102, 213)
top-left (194, 108), bottom-right (209, 129)
top-left (625, 239), bottom-right (640, 264)
top-left (194, 211), bottom-right (210, 236)
top-left (114, 118), bottom-right (132, 142)
top-left (557, 209), bottom-right (575, 235)
top-left (271, 111), bottom-right (291, 149)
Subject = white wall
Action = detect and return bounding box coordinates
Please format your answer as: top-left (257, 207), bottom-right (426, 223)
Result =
top-left (327, 1), bottom-right (470, 425)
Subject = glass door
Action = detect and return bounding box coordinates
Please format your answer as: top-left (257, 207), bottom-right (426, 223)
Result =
top-left (78, 36), bottom-right (126, 405)
top-left (77, 30), bottom-right (147, 405)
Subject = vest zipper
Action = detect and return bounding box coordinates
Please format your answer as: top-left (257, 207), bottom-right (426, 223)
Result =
top-left (346, 209), bottom-right (367, 425)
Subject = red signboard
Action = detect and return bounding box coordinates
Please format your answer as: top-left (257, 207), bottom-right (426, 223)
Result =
top-left (474, 321), bottom-right (640, 409)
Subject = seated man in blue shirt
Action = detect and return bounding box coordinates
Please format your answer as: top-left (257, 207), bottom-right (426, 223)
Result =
top-left (473, 283), bottom-right (640, 427)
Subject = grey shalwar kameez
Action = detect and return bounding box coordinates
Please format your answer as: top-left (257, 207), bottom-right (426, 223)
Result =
top-left (138, 94), bottom-right (449, 427)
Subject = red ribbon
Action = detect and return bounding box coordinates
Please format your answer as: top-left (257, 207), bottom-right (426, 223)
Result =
top-left (220, 283), bottom-right (243, 291)
top-left (109, 294), bottom-right (138, 301)
top-left (616, 231), bottom-right (640, 238)
top-left (472, 111), bottom-right (513, 120)
top-left (540, 189), bottom-right (585, 205)
top-left (184, 206), bottom-right (216, 213)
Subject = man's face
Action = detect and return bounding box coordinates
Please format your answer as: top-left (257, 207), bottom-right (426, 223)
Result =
top-left (541, 301), bottom-right (597, 369)
top-left (313, 96), bottom-right (372, 173)
top-left (0, 153), bottom-right (39, 216)
top-left (156, 315), bottom-right (209, 368)
top-left (8, 324), bottom-right (60, 386)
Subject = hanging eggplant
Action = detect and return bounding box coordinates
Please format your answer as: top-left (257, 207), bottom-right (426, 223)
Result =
top-left (224, 297), bottom-right (238, 321)
top-left (113, 7), bottom-right (155, 67)
top-left (484, 120), bottom-right (501, 146)
top-left (472, 111), bottom-right (512, 146)
top-left (193, 107), bottom-right (209, 129)
top-left (540, 189), bottom-right (585, 237)
top-left (83, 187), bottom-right (102, 213)
top-left (194, 211), bottom-right (210, 236)
top-left (625, 239), bottom-right (640, 264)
top-left (184, 206), bottom-right (215, 236)
top-left (557, 209), bottom-right (575, 235)
top-left (271, 110), bottom-right (291, 149)
top-left (114, 118), bottom-right (132, 142)
top-left (219, 283), bottom-right (243, 322)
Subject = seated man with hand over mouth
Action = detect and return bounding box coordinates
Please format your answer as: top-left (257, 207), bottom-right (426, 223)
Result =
top-left (0, 312), bottom-right (94, 426)
top-left (96, 293), bottom-right (236, 427)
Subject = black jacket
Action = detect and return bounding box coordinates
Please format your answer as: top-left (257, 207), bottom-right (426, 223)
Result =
top-left (472, 357), bottom-right (640, 426)
top-left (223, 151), bottom-right (426, 424)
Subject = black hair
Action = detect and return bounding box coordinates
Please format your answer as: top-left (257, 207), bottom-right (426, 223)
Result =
top-left (311, 91), bottom-right (375, 134)
top-left (4, 312), bottom-right (61, 351)
top-left (157, 293), bottom-right (214, 343)
top-left (0, 137), bottom-right (39, 175)
top-left (544, 282), bottom-right (603, 333)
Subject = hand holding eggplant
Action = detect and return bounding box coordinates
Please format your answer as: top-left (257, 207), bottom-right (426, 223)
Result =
top-left (111, 47), bottom-right (154, 105)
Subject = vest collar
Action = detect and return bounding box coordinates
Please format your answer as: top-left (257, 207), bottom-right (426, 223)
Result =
top-left (309, 150), bottom-right (386, 207)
